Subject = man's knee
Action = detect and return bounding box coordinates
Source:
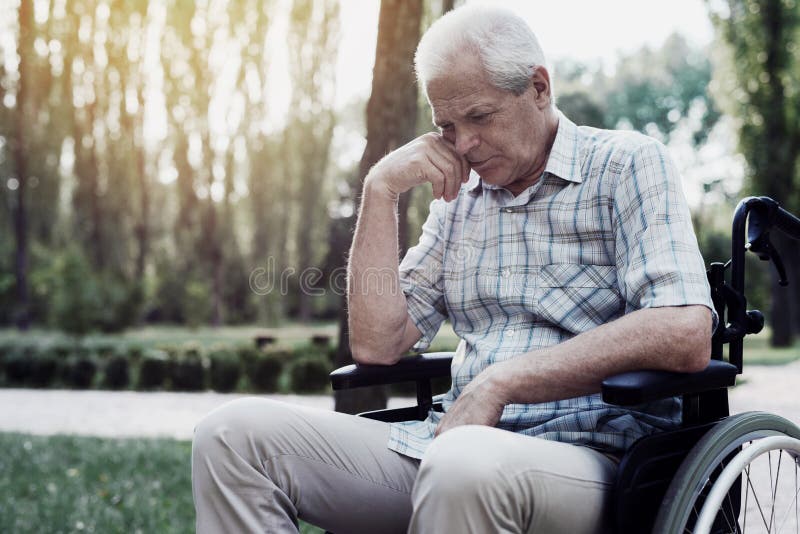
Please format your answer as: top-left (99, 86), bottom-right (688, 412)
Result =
top-left (415, 425), bottom-right (503, 497)
top-left (193, 397), bottom-right (289, 461)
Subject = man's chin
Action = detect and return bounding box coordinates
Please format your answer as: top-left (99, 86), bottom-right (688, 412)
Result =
top-left (475, 168), bottom-right (505, 186)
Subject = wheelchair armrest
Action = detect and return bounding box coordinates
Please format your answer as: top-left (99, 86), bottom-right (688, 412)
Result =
top-left (329, 352), bottom-right (454, 390)
top-left (601, 360), bottom-right (738, 406)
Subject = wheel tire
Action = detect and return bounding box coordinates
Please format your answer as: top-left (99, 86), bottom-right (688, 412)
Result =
top-left (653, 411), bottom-right (800, 534)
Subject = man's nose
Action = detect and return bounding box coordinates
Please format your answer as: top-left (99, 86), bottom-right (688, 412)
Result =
top-left (454, 128), bottom-right (479, 156)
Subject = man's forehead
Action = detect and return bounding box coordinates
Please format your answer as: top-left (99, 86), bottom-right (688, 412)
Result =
top-left (429, 78), bottom-right (494, 114)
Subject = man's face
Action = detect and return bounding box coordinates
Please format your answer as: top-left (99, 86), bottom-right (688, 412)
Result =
top-left (427, 53), bottom-right (556, 195)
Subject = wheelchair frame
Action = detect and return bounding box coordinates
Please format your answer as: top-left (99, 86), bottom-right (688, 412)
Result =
top-left (329, 196), bottom-right (800, 533)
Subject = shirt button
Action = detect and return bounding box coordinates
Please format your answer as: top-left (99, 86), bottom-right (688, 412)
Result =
top-left (505, 328), bottom-right (515, 336)
top-left (502, 267), bottom-right (511, 277)
top-left (502, 208), bottom-right (514, 213)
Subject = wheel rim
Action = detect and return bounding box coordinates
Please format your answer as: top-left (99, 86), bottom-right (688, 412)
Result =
top-left (692, 435), bottom-right (800, 533)
top-left (653, 412), bottom-right (800, 534)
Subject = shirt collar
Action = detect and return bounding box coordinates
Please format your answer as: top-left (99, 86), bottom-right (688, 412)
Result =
top-left (543, 111), bottom-right (583, 184)
top-left (468, 110), bottom-right (583, 194)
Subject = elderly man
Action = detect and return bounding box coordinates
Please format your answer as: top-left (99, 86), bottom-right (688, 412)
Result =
top-left (192, 5), bottom-right (714, 533)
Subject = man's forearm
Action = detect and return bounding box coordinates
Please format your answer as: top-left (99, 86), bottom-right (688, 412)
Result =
top-left (491, 305), bottom-right (712, 405)
top-left (347, 181), bottom-right (413, 364)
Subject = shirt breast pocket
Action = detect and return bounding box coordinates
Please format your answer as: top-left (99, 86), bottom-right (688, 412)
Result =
top-left (535, 263), bottom-right (624, 335)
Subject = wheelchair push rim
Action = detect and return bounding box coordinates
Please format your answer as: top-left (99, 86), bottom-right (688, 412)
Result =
top-left (653, 411), bottom-right (800, 534)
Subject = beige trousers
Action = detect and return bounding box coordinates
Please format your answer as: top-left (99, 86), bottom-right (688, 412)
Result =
top-left (192, 398), bottom-right (617, 533)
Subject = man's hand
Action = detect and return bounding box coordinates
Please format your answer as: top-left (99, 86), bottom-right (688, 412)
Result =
top-left (366, 132), bottom-right (470, 202)
top-left (434, 362), bottom-right (510, 436)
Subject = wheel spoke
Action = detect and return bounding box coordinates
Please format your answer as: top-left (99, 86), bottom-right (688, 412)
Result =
top-left (774, 481), bottom-right (800, 533)
top-left (769, 450), bottom-right (784, 531)
top-left (775, 456), bottom-right (800, 534)
top-left (768, 449), bottom-right (774, 530)
top-left (744, 464), bottom-right (751, 532)
top-left (747, 466), bottom-right (774, 532)
top-left (722, 486), bottom-right (737, 533)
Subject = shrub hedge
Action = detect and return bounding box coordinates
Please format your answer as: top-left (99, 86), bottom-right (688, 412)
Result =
top-left (5, 344), bottom-right (35, 386)
top-left (289, 356), bottom-right (331, 393)
top-left (30, 351), bottom-right (59, 388)
top-left (67, 356), bottom-right (97, 389)
top-left (103, 355), bottom-right (130, 389)
top-left (249, 349), bottom-right (287, 393)
top-left (0, 338), bottom-right (353, 395)
top-left (169, 351), bottom-right (205, 391)
top-left (208, 347), bottom-right (241, 393)
top-left (138, 349), bottom-right (169, 390)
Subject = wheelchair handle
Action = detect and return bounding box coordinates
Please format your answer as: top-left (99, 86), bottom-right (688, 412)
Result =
top-left (772, 201), bottom-right (800, 238)
top-left (727, 196), bottom-right (800, 371)
top-left (740, 197), bottom-right (800, 287)
top-left (747, 196), bottom-right (800, 239)
top-left (731, 196), bottom-right (800, 291)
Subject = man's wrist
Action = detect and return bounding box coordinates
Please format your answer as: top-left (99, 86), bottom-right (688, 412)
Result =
top-left (364, 171), bottom-right (401, 203)
top-left (484, 359), bottom-right (516, 406)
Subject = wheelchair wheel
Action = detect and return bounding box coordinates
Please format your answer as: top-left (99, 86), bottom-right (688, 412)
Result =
top-left (653, 411), bottom-right (800, 534)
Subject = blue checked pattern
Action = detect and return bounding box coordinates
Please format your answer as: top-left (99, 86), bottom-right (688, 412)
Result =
top-left (388, 113), bottom-right (716, 460)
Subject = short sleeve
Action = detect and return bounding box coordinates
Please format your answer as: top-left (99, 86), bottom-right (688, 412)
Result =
top-left (612, 141), bottom-right (717, 328)
top-left (399, 199), bottom-right (449, 351)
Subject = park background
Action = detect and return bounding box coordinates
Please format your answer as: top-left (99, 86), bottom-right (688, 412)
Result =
top-left (1, 0), bottom-right (800, 532)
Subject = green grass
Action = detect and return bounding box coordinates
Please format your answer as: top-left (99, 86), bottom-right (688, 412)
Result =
top-left (0, 432), bottom-right (323, 534)
top-left (0, 433), bottom-right (193, 533)
top-left (740, 328), bottom-right (800, 365)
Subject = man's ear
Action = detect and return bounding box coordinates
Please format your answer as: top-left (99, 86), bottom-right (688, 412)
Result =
top-left (530, 67), bottom-right (552, 109)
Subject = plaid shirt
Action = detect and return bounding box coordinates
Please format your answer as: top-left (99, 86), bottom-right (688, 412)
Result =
top-left (389, 113), bottom-right (715, 460)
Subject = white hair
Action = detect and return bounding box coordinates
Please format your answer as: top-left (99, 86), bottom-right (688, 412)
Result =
top-left (415, 5), bottom-right (551, 99)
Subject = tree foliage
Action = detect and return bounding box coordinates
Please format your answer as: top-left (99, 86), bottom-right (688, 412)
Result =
top-left (0, 0), bottom-right (340, 332)
top-left (0, 0), bottom-right (763, 345)
top-left (555, 34), bottom-right (721, 146)
top-left (709, 0), bottom-right (800, 346)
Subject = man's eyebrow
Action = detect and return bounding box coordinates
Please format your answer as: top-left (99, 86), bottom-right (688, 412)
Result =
top-left (431, 103), bottom-right (497, 127)
top-left (465, 104), bottom-right (495, 115)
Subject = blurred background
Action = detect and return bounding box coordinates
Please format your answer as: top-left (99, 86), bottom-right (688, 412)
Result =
top-left (2, 0), bottom-right (800, 344)
top-left (1, 0), bottom-right (799, 532)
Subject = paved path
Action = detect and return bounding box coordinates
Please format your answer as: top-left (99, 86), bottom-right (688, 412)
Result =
top-left (0, 389), bottom-right (416, 440)
top-left (1, 360), bottom-right (798, 440)
top-left (728, 359), bottom-right (800, 422)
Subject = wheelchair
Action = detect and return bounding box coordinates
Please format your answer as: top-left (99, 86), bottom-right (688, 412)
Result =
top-left (330, 196), bottom-right (800, 533)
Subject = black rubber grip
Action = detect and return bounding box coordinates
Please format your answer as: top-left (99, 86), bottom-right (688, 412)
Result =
top-left (774, 206), bottom-right (800, 240)
top-left (329, 352), bottom-right (454, 390)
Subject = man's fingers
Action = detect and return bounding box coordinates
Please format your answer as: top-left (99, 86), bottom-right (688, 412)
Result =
top-left (425, 148), bottom-right (463, 202)
top-left (373, 132), bottom-right (469, 201)
top-left (423, 157), bottom-right (446, 199)
top-left (431, 135), bottom-right (470, 184)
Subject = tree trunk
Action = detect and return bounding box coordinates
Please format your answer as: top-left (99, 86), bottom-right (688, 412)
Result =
top-left (86, 99), bottom-right (104, 270)
top-left (206, 194), bottom-right (223, 326)
top-left (11, 0), bottom-right (33, 330)
top-left (334, 0), bottom-right (423, 414)
top-left (751, 0), bottom-right (796, 347)
top-left (134, 85), bottom-right (149, 282)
